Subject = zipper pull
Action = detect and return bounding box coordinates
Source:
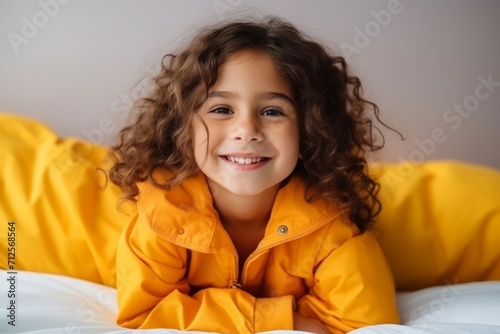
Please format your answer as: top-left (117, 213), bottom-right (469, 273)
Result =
top-left (231, 281), bottom-right (242, 289)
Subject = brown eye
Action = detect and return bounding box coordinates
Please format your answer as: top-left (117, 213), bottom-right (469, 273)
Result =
top-left (262, 108), bottom-right (284, 116)
top-left (210, 106), bottom-right (232, 114)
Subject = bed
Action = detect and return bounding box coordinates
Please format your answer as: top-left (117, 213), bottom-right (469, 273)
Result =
top-left (1, 270), bottom-right (499, 333)
top-left (1, 112), bottom-right (500, 333)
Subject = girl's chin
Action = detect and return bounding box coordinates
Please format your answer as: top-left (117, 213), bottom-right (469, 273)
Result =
top-left (207, 177), bottom-right (280, 197)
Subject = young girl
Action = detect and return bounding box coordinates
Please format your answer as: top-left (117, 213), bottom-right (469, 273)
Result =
top-left (110, 16), bottom-right (400, 334)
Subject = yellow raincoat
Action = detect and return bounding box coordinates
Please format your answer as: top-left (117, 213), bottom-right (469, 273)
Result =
top-left (2, 112), bottom-right (499, 332)
top-left (116, 171), bottom-right (400, 333)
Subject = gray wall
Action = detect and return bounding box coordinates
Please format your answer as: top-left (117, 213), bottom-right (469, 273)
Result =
top-left (1, 0), bottom-right (499, 168)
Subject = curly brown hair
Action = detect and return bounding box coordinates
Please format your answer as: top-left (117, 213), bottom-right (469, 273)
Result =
top-left (109, 16), bottom-right (399, 233)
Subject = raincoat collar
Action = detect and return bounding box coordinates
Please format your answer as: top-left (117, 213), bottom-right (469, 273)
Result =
top-left (137, 172), bottom-right (344, 253)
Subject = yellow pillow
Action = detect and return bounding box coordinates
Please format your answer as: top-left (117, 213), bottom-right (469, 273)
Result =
top-left (373, 161), bottom-right (500, 291)
top-left (1, 112), bottom-right (499, 291)
top-left (0, 112), bottom-right (129, 287)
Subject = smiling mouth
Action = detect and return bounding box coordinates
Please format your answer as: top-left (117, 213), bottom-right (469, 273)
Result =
top-left (221, 155), bottom-right (270, 165)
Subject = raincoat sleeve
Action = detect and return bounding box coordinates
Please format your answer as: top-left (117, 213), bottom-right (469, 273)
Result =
top-left (115, 212), bottom-right (295, 333)
top-left (296, 230), bottom-right (400, 334)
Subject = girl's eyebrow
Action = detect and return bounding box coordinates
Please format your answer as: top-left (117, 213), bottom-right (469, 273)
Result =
top-left (258, 91), bottom-right (295, 105)
top-left (207, 90), bottom-right (295, 105)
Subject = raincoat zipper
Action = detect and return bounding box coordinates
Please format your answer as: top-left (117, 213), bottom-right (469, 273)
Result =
top-left (231, 255), bottom-right (242, 288)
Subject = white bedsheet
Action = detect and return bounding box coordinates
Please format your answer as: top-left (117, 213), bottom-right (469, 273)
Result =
top-left (1, 270), bottom-right (499, 333)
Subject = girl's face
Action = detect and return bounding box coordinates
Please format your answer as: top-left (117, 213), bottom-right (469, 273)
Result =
top-left (193, 50), bottom-right (300, 197)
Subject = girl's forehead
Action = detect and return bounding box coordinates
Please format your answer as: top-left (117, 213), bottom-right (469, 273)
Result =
top-left (223, 49), bottom-right (269, 63)
top-left (213, 50), bottom-right (292, 93)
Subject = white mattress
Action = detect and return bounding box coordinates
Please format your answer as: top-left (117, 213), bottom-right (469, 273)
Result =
top-left (1, 270), bottom-right (499, 333)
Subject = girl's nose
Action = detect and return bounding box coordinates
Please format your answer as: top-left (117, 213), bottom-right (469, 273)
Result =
top-left (230, 114), bottom-right (263, 143)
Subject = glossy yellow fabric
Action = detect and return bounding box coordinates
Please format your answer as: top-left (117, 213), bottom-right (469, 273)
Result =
top-left (372, 161), bottom-right (500, 291)
top-left (0, 112), bottom-right (130, 287)
top-left (116, 171), bottom-right (399, 333)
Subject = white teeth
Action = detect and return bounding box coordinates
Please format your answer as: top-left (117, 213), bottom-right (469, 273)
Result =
top-left (225, 156), bottom-right (265, 165)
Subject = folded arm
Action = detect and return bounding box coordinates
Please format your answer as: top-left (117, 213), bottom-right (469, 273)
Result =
top-left (297, 231), bottom-right (400, 333)
top-left (116, 214), bottom-right (294, 333)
